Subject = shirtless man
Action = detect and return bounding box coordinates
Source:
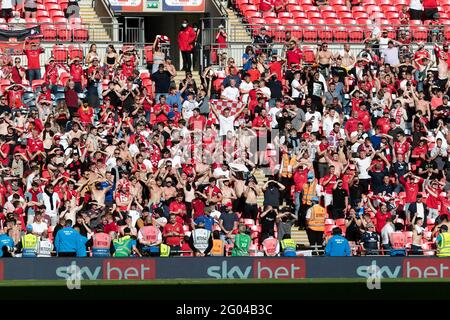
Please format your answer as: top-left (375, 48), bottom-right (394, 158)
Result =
top-left (195, 156), bottom-right (211, 187)
top-left (434, 43), bottom-right (449, 90)
top-left (66, 122), bottom-right (85, 145)
top-left (316, 42), bottom-right (333, 78)
top-left (336, 43), bottom-right (356, 70)
top-left (162, 177), bottom-right (177, 203)
top-left (59, 200), bottom-right (83, 223)
top-left (413, 90), bottom-right (431, 121)
top-left (243, 176), bottom-right (261, 220)
top-left (117, 140), bottom-right (133, 164)
top-left (220, 179), bottom-right (237, 205)
top-left (91, 181), bottom-right (113, 206)
top-left (147, 178), bottom-right (163, 207)
top-left (325, 152), bottom-right (345, 177)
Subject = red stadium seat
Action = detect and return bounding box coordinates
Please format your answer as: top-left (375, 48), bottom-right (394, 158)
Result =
top-left (366, 5), bottom-right (382, 14)
top-left (245, 11), bottom-right (261, 19)
top-left (292, 11), bottom-right (307, 19)
top-left (341, 18), bottom-right (357, 25)
top-left (25, 18), bottom-right (38, 27)
top-left (68, 44), bottom-right (83, 61)
top-left (325, 18), bottom-right (341, 25)
top-left (56, 24), bottom-right (72, 41)
top-left (303, 26), bottom-right (317, 41)
top-left (411, 26), bottom-right (428, 42)
top-left (41, 24), bottom-right (56, 41)
top-left (244, 219), bottom-right (255, 227)
top-left (329, 0), bottom-right (345, 4)
top-left (353, 11), bottom-right (369, 19)
top-left (307, 11), bottom-right (322, 19)
top-left (371, 11), bottom-right (385, 19)
top-left (325, 219), bottom-right (334, 225)
top-left (385, 11), bottom-right (399, 20)
top-left (356, 18), bottom-right (372, 25)
top-left (303, 4), bottom-right (320, 12)
top-left (338, 11), bottom-right (354, 19)
top-left (37, 10), bottom-right (50, 18)
top-left (322, 11), bottom-right (338, 19)
top-left (37, 4), bottom-right (45, 10)
top-left (334, 26), bottom-right (348, 41)
top-left (37, 16), bottom-right (51, 23)
top-left (291, 25), bottom-right (303, 39)
top-left (320, 5), bottom-right (335, 12)
top-left (335, 5), bottom-right (350, 12)
top-left (349, 27), bottom-right (364, 42)
top-left (310, 18), bottom-right (325, 25)
top-left (45, 3), bottom-right (60, 11)
top-left (262, 11), bottom-right (277, 18)
top-left (69, 17), bottom-right (83, 25)
top-left (52, 44), bottom-right (68, 63)
top-left (335, 218), bottom-right (346, 226)
top-left (287, 4), bottom-right (302, 12)
top-left (53, 16), bottom-right (67, 24)
top-left (324, 224), bottom-right (335, 235)
top-left (277, 11), bottom-right (292, 18)
top-left (73, 26), bottom-right (89, 42)
top-left (302, 46), bottom-right (316, 63)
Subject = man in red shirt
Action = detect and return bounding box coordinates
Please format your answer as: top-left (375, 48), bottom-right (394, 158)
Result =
top-left (286, 40), bottom-right (303, 67)
top-left (26, 129), bottom-right (45, 161)
top-left (252, 108), bottom-right (272, 166)
top-left (269, 53), bottom-right (284, 80)
top-left (121, 58), bottom-right (134, 78)
top-left (344, 111), bottom-right (361, 139)
top-left (375, 202), bottom-right (392, 234)
top-left (169, 193), bottom-right (187, 224)
top-left (320, 165), bottom-right (338, 208)
top-left (400, 172), bottom-right (423, 214)
top-left (376, 110), bottom-right (391, 134)
top-left (152, 95), bottom-right (170, 126)
top-left (23, 41), bottom-right (45, 83)
top-left (188, 108), bottom-right (206, 131)
top-left (178, 19), bottom-right (197, 72)
top-left (393, 132), bottom-right (411, 162)
top-left (69, 57), bottom-right (84, 93)
top-left (78, 103), bottom-right (94, 126)
top-left (11, 58), bottom-right (26, 84)
top-left (5, 84), bottom-right (25, 110)
top-left (163, 214), bottom-right (184, 252)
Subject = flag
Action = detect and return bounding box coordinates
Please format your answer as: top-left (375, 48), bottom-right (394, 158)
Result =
top-left (0, 26), bottom-right (41, 41)
top-left (208, 99), bottom-right (242, 126)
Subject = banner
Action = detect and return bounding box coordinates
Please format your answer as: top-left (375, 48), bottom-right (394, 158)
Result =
top-left (162, 0), bottom-right (205, 11)
top-left (0, 26), bottom-right (40, 41)
top-left (3, 257), bottom-right (450, 281)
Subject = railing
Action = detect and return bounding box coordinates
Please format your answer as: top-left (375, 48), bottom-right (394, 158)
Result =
top-left (92, 0), bottom-right (119, 41)
top-left (211, 0), bottom-right (229, 18)
top-left (0, 22), bottom-right (122, 43)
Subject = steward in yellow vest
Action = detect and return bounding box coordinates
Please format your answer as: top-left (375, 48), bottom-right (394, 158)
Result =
top-left (21, 225), bottom-right (39, 257)
top-left (437, 225), bottom-right (450, 257)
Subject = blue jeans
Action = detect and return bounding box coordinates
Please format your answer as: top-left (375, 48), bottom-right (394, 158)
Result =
top-left (28, 69), bottom-right (41, 84)
top-left (294, 191), bottom-right (302, 217)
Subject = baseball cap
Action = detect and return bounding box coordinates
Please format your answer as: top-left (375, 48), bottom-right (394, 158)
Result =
top-left (311, 196), bottom-right (319, 202)
top-left (26, 225), bottom-right (33, 232)
top-left (307, 172), bottom-right (314, 180)
top-left (225, 202), bottom-right (232, 208)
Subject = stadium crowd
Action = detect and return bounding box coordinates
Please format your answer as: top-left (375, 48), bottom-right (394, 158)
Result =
top-left (0, 9), bottom-right (448, 258)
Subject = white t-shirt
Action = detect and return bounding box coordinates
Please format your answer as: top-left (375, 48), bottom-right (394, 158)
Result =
top-left (291, 79), bottom-right (303, 98)
top-left (355, 157), bottom-right (372, 179)
top-left (32, 221), bottom-right (48, 235)
top-left (322, 115), bottom-right (340, 137)
top-left (128, 210), bottom-right (141, 227)
top-left (1, 0), bottom-right (12, 9)
top-left (381, 223), bottom-right (394, 245)
top-left (305, 111), bottom-right (322, 133)
top-left (268, 107), bottom-right (282, 128)
top-left (259, 86), bottom-right (271, 99)
top-left (222, 87), bottom-right (240, 102)
top-left (213, 167), bottom-right (230, 179)
top-left (182, 100), bottom-right (199, 121)
top-left (218, 114), bottom-right (236, 136)
top-left (239, 81), bottom-right (253, 104)
top-left (410, 0), bottom-right (423, 10)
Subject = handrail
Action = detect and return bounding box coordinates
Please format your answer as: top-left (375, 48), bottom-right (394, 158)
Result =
top-left (211, 0), bottom-right (229, 18)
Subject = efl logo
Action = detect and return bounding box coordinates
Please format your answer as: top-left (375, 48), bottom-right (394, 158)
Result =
top-left (103, 259), bottom-right (156, 280)
top-left (253, 259), bottom-right (306, 279)
top-left (403, 259), bottom-right (450, 279)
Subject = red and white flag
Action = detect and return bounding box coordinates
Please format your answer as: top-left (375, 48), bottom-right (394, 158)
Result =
top-left (208, 99), bottom-right (243, 126)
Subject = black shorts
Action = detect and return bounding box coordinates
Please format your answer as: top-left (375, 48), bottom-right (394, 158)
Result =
top-left (1, 9), bottom-right (12, 19)
top-left (423, 7), bottom-right (438, 21)
top-left (409, 8), bottom-right (423, 20)
top-left (25, 7), bottom-right (37, 12)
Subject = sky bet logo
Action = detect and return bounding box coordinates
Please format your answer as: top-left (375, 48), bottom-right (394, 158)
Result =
top-left (206, 259), bottom-right (305, 279)
top-left (56, 260), bottom-right (155, 280)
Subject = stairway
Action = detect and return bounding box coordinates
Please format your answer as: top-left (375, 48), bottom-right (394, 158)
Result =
top-left (224, 7), bottom-right (252, 43)
top-left (79, 0), bottom-right (111, 42)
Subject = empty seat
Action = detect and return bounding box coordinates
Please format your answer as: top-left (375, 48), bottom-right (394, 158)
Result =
top-left (334, 26), bottom-right (348, 41)
top-left (307, 11), bottom-right (322, 19)
top-left (73, 26), bottom-right (89, 42)
top-left (287, 4), bottom-right (302, 12)
top-left (322, 11), bottom-right (338, 19)
top-left (303, 26), bottom-right (317, 41)
top-left (262, 11), bottom-right (277, 18)
top-left (277, 11), bottom-right (292, 18)
top-left (41, 24), bottom-right (57, 41)
top-left (292, 11), bottom-right (307, 19)
top-left (52, 44), bottom-right (68, 63)
top-left (56, 24), bottom-right (72, 41)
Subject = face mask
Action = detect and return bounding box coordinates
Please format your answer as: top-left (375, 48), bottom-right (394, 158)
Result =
top-left (182, 23), bottom-right (188, 28)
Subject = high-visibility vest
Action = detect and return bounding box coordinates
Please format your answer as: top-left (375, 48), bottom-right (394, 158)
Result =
top-left (302, 180), bottom-right (317, 205)
top-left (92, 232), bottom-right (111, 257)
top-left (281, 154), bottom-right (295, 178)
top-left (389, 232), bottom-right (406, 249)
top-left (308, 204), bottom-right (326, 232)
top-left (160, 243), bottom-right (171, 257)
top-left (281, 239), bottom-right (296, 250)
top-left (192, 229), bottom-right (211, 253)
top-left (211, 239), bottom-right (225, 256)
top-left (22, 234), bottom-right (38, 257)
top-left (263, 238), bottom-right (279, 256)
top-left (140, 226), bottom-right (160, 243)
top-left (437, 233), bottom-right (450, 257)
top-left (113, 236), bottom-right (133, 257)
top-left (231, 234), bottom-right (251, 256)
